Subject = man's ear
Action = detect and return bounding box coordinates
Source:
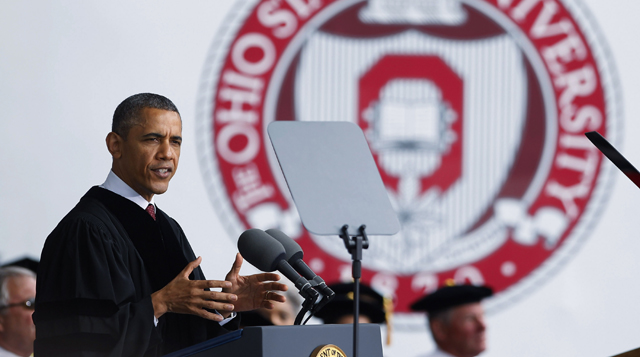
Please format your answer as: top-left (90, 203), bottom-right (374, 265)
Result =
top-left (106, 132), bottom-right (123, 159)
top-left (430, 319), bottom-right (446, 341)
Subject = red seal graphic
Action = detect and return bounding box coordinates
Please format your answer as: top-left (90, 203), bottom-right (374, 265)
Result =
top-left (197, 0), bottom-right (621, 316)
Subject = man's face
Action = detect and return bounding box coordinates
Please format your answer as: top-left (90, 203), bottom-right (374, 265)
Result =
top-left (432, 303), bottom-right (486, 357)
top-left (0, 275), bottom-right (36, 356)
top-left (109, 108), bottom-right (182, 201)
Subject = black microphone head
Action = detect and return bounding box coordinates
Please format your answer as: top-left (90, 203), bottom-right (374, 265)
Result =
top-left (265, 229), bottom-right (304, 262)
top-left (238, 229), bottom-right (286, 272)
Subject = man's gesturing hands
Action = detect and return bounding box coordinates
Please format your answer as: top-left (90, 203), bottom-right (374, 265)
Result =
top-left (220, 253), bottom-right (288, 314)
top-left (151, 254), bottom-right (288, 322)
top-left (151, 256), bottom-right (237, 322)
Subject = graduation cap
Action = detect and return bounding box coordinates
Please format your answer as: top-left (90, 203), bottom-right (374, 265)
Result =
top-left (1, 257), bottom-right (39, 274)
top-left (410, 284), bottom-right (493, 315)
top-left (315, 282), bottom-right (394, 345)
top-left (314, 282), bottom-right (388, 324)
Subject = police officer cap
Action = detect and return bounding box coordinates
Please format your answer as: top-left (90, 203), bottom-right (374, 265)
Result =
top-left (314, 282), bottom-right (386, 324)
top-left (410, 284), bottom-right (493, 314)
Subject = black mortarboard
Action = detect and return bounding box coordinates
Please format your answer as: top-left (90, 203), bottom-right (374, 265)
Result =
top-left (1, 257), bottom-right (39, 274)
top-left (410, 284), bottom-right (493, 314)
top-left (314, 282), bottom-right (387, 324)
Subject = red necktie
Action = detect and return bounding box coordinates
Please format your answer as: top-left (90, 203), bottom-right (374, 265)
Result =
top-left (146, 204), bottom-right (156, 220)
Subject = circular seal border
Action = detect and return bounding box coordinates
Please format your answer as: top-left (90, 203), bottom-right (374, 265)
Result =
top-left (196, 0), bottom-right (622, 317)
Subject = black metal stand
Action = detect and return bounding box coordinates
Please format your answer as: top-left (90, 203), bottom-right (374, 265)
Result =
top-left (294, 295), bottom-right (316, 326)
top-left (340, 224), bottom-right (369, 357)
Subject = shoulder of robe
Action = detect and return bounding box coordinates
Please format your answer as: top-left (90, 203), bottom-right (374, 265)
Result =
top-left (45, 196), bottom-right (130, 248)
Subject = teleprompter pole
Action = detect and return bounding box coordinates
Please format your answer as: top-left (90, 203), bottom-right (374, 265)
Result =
top-left (340, 224), bottom-right (369, 357)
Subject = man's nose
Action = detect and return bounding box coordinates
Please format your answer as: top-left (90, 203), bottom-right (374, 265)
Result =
top-left (476, 317), bottom-right (486, 331)
top-left (157, 141), bottom-right (175, 159)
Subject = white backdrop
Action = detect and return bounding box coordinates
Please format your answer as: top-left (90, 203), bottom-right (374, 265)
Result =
top-left (2, 1), bottom-right (640, 356)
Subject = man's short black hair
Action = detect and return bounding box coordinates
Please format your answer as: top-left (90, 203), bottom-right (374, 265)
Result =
top-left (112, 93), bottom-right (180, 139)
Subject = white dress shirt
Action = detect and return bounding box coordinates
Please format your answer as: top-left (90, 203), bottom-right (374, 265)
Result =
top-left (100, 170), bottom-right (236, 325)
top-left (100, 170), bottom-right (155, 211)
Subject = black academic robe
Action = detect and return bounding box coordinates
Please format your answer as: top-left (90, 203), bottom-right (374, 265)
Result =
top-left (34, 187), bottom-right (238, 356)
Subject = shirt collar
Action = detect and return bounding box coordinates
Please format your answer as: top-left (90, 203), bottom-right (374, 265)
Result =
top-left (100, 170), bottom-right (155, 211)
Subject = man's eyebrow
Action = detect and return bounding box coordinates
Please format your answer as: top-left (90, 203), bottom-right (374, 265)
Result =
top-left (142, 132), bottom-right (164, 139)
top-left (140, 133), bottom-right (182, 141)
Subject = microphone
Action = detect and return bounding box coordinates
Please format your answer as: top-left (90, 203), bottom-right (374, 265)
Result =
top-left (237, 229), bottom-right (319, 302)
top-left (265, 229), bottom-right (335, 304)
top-left (237, 229), bottom-right (285, 271)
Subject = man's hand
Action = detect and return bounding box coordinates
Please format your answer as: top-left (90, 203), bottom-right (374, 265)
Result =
top-left (221, 253), bottom-right (288, 313)
top-left (151, 256), bottom-right (238, 322)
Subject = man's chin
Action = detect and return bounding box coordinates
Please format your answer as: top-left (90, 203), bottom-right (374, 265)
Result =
top-left (466, 340), bottom-right (486, 356)
top-left (474, 342), bottom-right (487, 355)
top-left (152, 188), bottom-right (169, 196)
top-left (150, 182), bottom-right (171, 195)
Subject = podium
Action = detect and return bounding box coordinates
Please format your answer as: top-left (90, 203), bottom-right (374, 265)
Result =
top-left (163, 324), bottom-right (383, 357)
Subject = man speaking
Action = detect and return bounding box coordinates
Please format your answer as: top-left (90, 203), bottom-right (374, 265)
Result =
top-left (34, 93), bottom-right (287, 356)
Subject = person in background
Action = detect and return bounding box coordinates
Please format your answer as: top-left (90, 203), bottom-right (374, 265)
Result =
top-left (314, 282), bottom-right (392, 345)
top-left (0, 267), bottom-right (36, 357)
top-left (410, 284), bottom-right (493, 357)
top-left (314, 282), bottom-right (388, 324)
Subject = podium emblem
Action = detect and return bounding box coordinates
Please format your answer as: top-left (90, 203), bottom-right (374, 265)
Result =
top-left (198, 0), bottom-right (621, 316)
top-left (311, 344), bottom-right (347, 357)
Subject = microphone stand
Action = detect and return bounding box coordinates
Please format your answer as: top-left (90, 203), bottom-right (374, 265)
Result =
top-left (289, 272), bottom-right (320, 326)
top-left (340, 224), bottom-right (369, 357)
top-left (294, 294), bottom-right (317, 325)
